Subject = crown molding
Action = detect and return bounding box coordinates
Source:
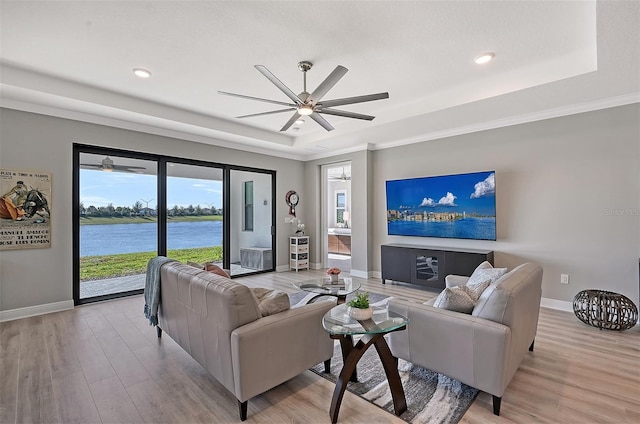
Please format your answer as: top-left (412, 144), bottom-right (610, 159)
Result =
top-left (0, 94), bottom-right (307, 161)
top-left (368, 92), bottom-right (640, 152)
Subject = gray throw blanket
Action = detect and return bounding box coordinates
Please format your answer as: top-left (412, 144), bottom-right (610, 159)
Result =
top-left (144, 256), bottom-right (177, 326)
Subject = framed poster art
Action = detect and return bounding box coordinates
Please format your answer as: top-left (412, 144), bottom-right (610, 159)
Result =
top-left (0, 169), bottom-right (51, 250)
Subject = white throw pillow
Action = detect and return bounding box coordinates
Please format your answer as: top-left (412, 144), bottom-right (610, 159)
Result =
top-left (464, 278), bottom-right (492, 302)
top-left (467, 261), bottom-right (507, 287)
top-left (432, 286), bottom-right (476, 314)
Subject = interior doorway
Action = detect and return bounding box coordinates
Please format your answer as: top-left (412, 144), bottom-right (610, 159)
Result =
top-left (324, 162), bottom-right (352, 272)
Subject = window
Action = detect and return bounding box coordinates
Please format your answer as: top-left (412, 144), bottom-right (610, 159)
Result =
top-left (336, 190), bottom-right (346, 224)
top-left (244, 181), bottom-right (254, 231)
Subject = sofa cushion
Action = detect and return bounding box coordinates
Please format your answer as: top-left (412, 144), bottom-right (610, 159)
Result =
top-left (251, 287), bottom-right (291, 317)
top-left (432, 286), bottom-right (476, 314)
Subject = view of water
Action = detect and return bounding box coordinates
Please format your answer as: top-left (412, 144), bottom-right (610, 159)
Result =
top-left (80, 221), bottom-right (223, 257)
top-left (387, 217), bottom-right (496, 241)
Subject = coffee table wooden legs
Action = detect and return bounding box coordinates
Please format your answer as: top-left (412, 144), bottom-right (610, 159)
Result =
top-left (329, 333), bottom-right (407, 424)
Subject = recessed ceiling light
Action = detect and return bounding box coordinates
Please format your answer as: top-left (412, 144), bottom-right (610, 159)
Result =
top-left (474, 52), bottom-right (495, 64)
top-left (133, 68), bottom-right (152, 78)
top-left (295, 118), bottom-right (305, 125)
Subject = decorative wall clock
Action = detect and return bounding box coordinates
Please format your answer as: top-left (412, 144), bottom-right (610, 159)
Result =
top-left (285, 190), bottom-right (299, 217)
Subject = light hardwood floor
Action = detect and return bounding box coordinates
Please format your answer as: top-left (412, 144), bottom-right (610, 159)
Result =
top-left (1, 270), bottom-right (638, 424)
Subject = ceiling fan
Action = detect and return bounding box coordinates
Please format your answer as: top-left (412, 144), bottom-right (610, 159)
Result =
top-left (219, 61), bottom-right (389, 132)
top-left (80, 156), bottom-right (146, 173)
top-left (329, 167), bottom-right (351, 182)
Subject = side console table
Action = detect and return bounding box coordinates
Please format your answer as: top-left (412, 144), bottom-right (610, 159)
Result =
top-left (290, 235), bottom-right (309, 271)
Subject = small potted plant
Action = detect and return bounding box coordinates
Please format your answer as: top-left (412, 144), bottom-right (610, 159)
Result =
top-left (347, 291), bottom-right (373, 320)
top-left (327, 267), bottom-right (341, 283)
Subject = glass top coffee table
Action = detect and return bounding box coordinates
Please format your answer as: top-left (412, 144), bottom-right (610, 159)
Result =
top-left (293, 277), bottom-right (361, 304)
top-left (322, 304), bottom-right (409, 423)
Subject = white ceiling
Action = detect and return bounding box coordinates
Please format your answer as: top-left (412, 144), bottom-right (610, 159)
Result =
top-left (1, 1), bottom-right (638, 160)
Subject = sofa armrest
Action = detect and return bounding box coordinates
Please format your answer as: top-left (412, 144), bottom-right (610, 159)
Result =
top-left (230, 300), bottom-right (335, 402)
top-left (445, 274), bottom-right (470, 288)
top-left (388, 298), bottom-right (511, 396)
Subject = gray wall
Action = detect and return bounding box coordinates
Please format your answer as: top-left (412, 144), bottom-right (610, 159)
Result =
top-left (1, 104), bottom-right (638, 313)
top-left (372, 104), bottom-right (640, 303)
top-left (0, 109), bottom-right (304, 312)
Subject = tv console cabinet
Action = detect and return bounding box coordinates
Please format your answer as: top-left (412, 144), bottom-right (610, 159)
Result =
top-left (381, 244), bottom-right (494, 290)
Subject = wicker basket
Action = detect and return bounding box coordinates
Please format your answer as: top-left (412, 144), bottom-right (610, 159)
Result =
top-left (573, 290), bottom-right (638, 331)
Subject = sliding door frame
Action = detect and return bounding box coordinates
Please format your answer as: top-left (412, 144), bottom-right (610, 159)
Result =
top-left (73, 144), bottom-right (276, 306)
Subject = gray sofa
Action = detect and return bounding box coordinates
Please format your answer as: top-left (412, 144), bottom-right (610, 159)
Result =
top-left (388, 263), bottom-right (543, 415)
top-left (156, 262), bottom-right (334, 420)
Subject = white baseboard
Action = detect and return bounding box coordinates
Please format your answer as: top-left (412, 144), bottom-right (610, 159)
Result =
top-left (0, 300), bottom-right (74, 322)
top-left (276, 265), bottom-right (290, 272)
top-left (370, 271), bottom-right (382, 279)
top-left (310, 262), bottom-right (322, 270)
top-left (540, 297), bottom-right (573, 312)
top-left (350, 269), bottom-right (372, 279)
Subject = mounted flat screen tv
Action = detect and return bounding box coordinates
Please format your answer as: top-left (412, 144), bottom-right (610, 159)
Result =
top-left (386, 171), bottom-right (496, 241)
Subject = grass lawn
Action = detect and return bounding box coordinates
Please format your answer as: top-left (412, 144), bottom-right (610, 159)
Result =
top-left (80, 215), bottom-right (222, 225)
top-left (80, 246), bottom-right (223, 281)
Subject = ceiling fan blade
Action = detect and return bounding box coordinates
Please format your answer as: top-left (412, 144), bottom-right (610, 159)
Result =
top-left (319, 92), bottom-right (389, 108)
top-left (112, 165), bottom-right (146, 170)
top-left (79, 164), bottom-right (103, 169)
top-left (237, 108), bottom-right (296, 119)
top-left (255, 65), bottom-right (303, 105)
top-left (111, 167), bottom-right (141, 173)
top-left (310, 112), bottom-right (335, 132)
top-left (280, 112), bottom-right (301, 132)
top-left (307, 65), bottom-right (348, 103)
top-left (319, 108), bottom-right (375, 121)
top-left (218, 91), bottom-right (296, 107)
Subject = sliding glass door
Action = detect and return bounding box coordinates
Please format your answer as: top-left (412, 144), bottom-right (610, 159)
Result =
top-left (76, 151), bottom-right (158, 301)
top-left (73, 145), bottom-right (276, 305)
top-left (229, 169), bottom-right (274, 276)
top-left (166, 162), bottom-right (224, 268)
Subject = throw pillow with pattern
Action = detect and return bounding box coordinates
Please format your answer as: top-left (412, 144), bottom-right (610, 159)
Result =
top-left (432, 286), bottom-right (476, 314)
top-left (467, 262), bottom-right (507, 287)
top-left (464, 278), bottom-right (492, 302)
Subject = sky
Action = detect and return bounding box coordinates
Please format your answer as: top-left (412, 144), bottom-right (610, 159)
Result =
top-left (386, 171), bottom-right (496, 215)
top-left (80, 170), bottom-right (223, 209)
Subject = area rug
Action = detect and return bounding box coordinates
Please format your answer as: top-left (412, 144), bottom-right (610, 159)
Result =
top-left (290, 291), bottom-right (479, 424)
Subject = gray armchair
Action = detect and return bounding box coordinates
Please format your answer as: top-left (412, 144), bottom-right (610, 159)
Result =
top-left (388, 263), bottom-right (543, 415)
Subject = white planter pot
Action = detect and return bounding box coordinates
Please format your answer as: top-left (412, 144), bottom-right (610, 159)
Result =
top-left (347, 306), bottom-right (373, 321)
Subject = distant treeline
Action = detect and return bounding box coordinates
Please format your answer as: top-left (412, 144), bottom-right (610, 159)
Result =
top-left (80, 201), bottom-right (222, 218)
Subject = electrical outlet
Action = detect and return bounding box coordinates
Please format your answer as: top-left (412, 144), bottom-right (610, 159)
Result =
top-left (560, 274), bottom-right (569, 284)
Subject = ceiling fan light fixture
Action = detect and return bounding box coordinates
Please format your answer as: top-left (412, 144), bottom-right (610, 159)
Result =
top-left (295, 118), bottom-right (305, 125)
top-left (474, 52), bottom-right (495, 64)
top-left (297, 104), bottom-right (314, 116)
